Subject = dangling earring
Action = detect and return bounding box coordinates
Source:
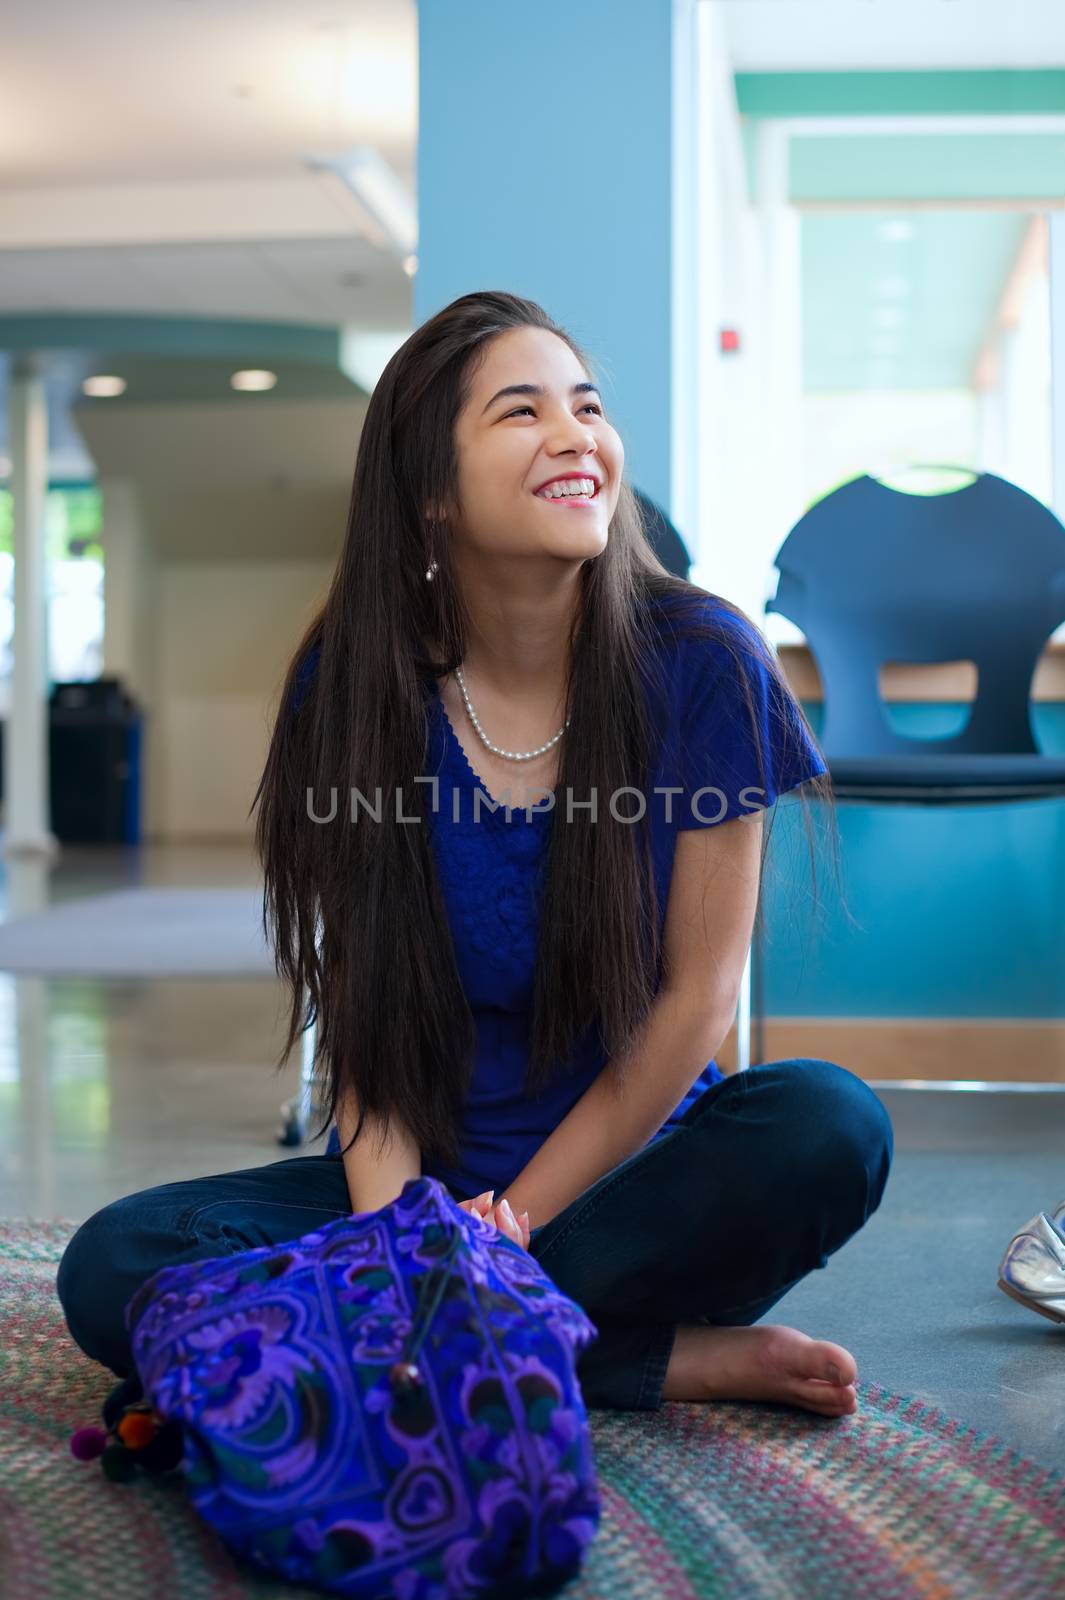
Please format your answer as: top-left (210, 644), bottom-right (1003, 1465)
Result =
top-left (424, 517), bottom-right (441, 582)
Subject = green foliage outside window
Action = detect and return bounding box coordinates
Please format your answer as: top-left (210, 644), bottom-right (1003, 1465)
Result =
top-left (0, 485), bottom-right (104, 562)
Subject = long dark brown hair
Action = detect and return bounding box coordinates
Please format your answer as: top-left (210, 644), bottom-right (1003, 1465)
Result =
top-left (252, 289), bottom-right (843, 1172)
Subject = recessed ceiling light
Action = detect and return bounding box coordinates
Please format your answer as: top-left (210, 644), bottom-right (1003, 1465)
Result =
top-left (230, 370), bottom-right (278, 392)
top-left (870, 334), bottom-right (897, 356)
top-left (875, 274), bottom-right (911, 298)
top-left (877, 220), bottom-right (914, 244)
top-left (82, 375), bottom-right (127, 398)
top-left (873, 306), bottom-right (906, 330)
top-left (402, 254), bottom-right (418, 277)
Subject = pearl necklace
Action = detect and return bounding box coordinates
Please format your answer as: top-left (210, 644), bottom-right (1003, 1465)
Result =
top-left (454, 665), bottom-right (570, 762)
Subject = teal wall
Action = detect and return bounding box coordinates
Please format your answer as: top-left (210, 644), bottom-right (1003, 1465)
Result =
top-left (415, 0), bottom-right (677, 511)
top-left (791, 134), bottom-right (1065, 203)
top-left (766, 702), bottom-right (1065, 1019)
top-left (735, 70), bottom-right (1065, 118)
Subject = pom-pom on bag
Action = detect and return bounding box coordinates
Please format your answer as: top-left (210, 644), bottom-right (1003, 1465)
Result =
top-left (122, 1174), bottom-right (601, 1599)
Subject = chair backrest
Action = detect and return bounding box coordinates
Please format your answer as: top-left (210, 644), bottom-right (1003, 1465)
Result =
top-left (766, 470), bottom-right (1065, 758)
top-left (634, 487), bottom-right (691, 579)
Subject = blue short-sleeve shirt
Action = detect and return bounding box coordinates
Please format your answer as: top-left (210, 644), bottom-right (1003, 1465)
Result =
top-left (314, 594), bottom-right (826, 1196)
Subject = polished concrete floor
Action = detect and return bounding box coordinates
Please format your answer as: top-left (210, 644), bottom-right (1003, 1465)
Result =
top-left (774, 1088), bottom-right (1065, 1474)
top-left (1, 843), bottom-right (1063, 1475)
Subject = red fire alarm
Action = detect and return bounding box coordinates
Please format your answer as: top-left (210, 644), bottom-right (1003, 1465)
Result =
top-left (720, 328), bottom-right (741, 354)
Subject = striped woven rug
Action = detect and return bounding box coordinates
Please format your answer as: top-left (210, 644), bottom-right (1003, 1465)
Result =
top-left (3, 1218), bottom-right (1064, 1600)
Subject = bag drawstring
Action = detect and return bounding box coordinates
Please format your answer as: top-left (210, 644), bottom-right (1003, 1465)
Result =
top-left (389, 1223), bottom-right (465, 1394)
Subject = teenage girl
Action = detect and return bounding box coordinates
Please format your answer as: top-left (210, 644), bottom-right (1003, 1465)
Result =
top-left (57, 291), bottom-right (892, 1416)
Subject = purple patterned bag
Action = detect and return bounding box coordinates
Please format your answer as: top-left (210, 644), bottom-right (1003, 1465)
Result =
top-left (122, 1174), bottom-right (602, 1599)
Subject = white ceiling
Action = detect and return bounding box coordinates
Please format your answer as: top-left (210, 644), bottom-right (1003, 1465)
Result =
top-left (719, 0), bottom-right (1065, 72)
top-left (0, 236), bottom-right (412, 326)
top-left (0, 0), bottom-right (416, 188)
top-left (0, 0), bottom-right (417, 329)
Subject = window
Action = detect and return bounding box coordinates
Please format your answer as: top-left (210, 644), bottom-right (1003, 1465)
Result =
top-left (0, 486), bottom-right (104, 714)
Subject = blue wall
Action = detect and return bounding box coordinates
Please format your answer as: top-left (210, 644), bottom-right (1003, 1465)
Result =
top-left (416, 0), bottom-right (676, 510)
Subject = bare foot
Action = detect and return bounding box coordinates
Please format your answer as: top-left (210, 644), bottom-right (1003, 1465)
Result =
top-left (661, 1323), bottom-right (859, 1418)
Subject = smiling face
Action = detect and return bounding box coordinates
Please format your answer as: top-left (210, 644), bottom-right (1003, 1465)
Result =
top-left (443, 325), bottom-right (623, 571)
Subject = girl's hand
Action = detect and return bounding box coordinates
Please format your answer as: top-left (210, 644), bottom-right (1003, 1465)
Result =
top-left (457, 1189), bottom-right (530, 1251)
top-left (456, 1192), bottom-right (489, 1221)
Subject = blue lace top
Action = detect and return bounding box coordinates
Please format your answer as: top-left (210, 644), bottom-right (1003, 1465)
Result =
top-left (314, 594), bottom-right (827, 1197)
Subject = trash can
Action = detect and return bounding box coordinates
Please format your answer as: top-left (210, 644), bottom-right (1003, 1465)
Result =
top-left (49, 678), bottom-right (144, 844)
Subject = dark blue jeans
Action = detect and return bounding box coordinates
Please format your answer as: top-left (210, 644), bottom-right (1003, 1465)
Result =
top-left (56, 1059), bottom-right (892, 1410)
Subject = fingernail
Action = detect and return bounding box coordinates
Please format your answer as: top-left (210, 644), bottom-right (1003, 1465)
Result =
top-left (519, 1211), bottom-right (529, 1226)
top-left (500, 1198), bottom-right (515, 1222)
top-left (828, 1363), bottom-right (843, 1383)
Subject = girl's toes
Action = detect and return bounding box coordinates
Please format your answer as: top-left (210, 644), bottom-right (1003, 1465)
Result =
top-left (814, 1342), bottom-right (857, 1387)
top-left (798, 1380), bottom-right (857, 1416)
top-left (823, 1383), bottom-right (857, 1414)
top-left (830, 1387), bottom-right (858, 1417)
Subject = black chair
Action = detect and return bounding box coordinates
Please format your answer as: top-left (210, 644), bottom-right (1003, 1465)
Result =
top-left (744, 466), bottom-right (1065, 1068)
top-left (633, 487), bottom-right (692, 578)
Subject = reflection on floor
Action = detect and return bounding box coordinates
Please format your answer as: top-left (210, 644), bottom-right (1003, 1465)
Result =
top-left (0, 843), bottom-right (308, 1219)
top-left (1, 844), bottom-right (1063, 1473)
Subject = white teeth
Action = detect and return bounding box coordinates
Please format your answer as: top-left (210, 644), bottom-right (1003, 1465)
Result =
top-left (537, 477), bottom-right (597, 499)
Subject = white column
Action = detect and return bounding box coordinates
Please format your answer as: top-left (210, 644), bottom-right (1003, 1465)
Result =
top-left (670, 0), bottom-right (701, 546)
top-left (4, 356), bottom-right (58, 860)
top-left (752, 121), bottom-right (803, 622)
top-left (1049, 213), bottom-right (1065, 525)
top-left (688, 4), bottom-right (764, 610)
top-left (688, 0), bottom-right (726, 580)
